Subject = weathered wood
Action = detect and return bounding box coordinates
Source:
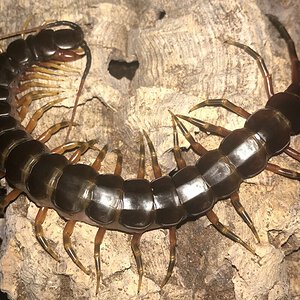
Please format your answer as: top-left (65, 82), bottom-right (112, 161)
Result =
top-left (0, 0), bottom-right (299, 299)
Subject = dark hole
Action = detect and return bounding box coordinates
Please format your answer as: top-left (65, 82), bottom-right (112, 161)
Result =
top-left (108, 60), bottom-right (139, 80)
top-left (0, 291), bottom-right (9, 300)
top-left (158, 10), bottom-right (166, 20)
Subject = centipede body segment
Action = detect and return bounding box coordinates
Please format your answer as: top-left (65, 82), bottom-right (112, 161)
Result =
top-left (0, 14), bottom-right (299, 296)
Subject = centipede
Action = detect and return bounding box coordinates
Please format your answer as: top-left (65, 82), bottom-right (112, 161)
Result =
top-left (0, 13), bottom-right (299, 298)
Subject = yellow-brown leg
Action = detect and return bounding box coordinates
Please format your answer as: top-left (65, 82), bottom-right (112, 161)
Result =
top-left (0, 189), bottom-right (22, 212)
top-left (92, 146), bottom-right (122, 294)
top-left (94, 227), bottom-right (106, 295)
top-left (25, 98), bottom-right (65, 133)
top-left (137, 132), bottom-right (145, 179)
top-left (63, 220), bottom-right (91, 275)
top-left (37, 121), bottom-right (74, 144)
top-left (160, 227), bottom-right (176, 288)
top-left (35, 207), bottom-right (60, 261)
top-left (131, 233), bottom-right (143, 294)
top-left (206, 210), bottom-right (256, 255)
top-left (144, 130), bottom-right (178, 288)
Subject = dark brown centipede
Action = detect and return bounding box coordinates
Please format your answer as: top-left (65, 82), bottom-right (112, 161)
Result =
top-left (0, 13), bottom-right (299, 298)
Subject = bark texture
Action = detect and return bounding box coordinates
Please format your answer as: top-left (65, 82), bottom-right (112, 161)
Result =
top-left (0, 0), bottom-right (299, 299)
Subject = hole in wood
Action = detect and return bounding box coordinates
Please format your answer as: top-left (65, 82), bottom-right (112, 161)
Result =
top-left (158, 10), bottom-right (166, 20)
top-left (108, 60), bottom-right (139, 80)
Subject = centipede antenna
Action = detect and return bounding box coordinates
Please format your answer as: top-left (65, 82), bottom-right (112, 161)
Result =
top-left (189, 98), bottom-right (251, 118)
top-left (63, 220), bottom-right (91, 275)
top-left (137, 132), bottom-right (145, 179)
top-left (65, 41), bottom-right (92, 141)
top-left (131, 233), bottom-right (144, 294)
top-left (0, 24), bottom-right (48, 41)
top-left (143, 130), bottom-right (162, 178)
top-left (20, 15), bottom-right (37, 39)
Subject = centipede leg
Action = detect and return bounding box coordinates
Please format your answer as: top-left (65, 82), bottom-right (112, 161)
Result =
top-left (20, 71), bottom-right (64, 82)
top-left (37, 121), bottom-right (75, 144)
top-left (143, 130), bottom-right (162, 178)
top-left (63, 220), bottom-right (91, 274)
top-left (206, 210), bottom-right (256, 255)
top-left (131, 233), bottom-right (143, 294)
top-left (169, 111), bottom-right (207, 156)
top-left (36, 140), bottom-right (98, 271)
top-left (51, 141), bottom-right (90, 154)
top-left (25, 98), bottom-right (65, 133)
top-left (284, 146), bottom-right (300, 163)
top-left (189, 98), bottom-right (251, 118)
top-left (35, 207), bottom-right (60, 261)
top-left (137, 132), bottom-right (146, 179)
top-left (27, 65), bottom-right (75, 76)
top-left (176, 114), bottom-right (231, 137)
top-left (144, 130), bottom-right (178, 287)
top-left (160, 227), bottom-right (176, 288)
top-left (128, 136), bottom-right (146, 293)
top-left (171, 113), bottom-right (187, 169)
top-left (16, 81), bottom-right (60, 93)
top-left (68, 139), bottom-right (98, 164)
top-left (17, 90), bottom-right (61, 121)
top-left (91, 144), bottom-right (108, 171)
top-left (267, 14), bottom-right (300, 83)
top-left (230, 192), bottom-right (260, 243)
top-left (113, 149), bottom-right (123, 176)
top-left (94, 227), bottom-right (106, 295)
top-left (92, 146), bottom-right (122, 294)
top-left (0, 189), bottom-right (22, 213)
top-left (36, 61), bottom-right (80, 73)
top-left (266, 162), bottom-right (300, 180)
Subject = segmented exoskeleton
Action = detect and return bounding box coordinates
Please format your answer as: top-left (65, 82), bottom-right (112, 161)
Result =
top-left (0, 15), bottom-right (299, 295)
